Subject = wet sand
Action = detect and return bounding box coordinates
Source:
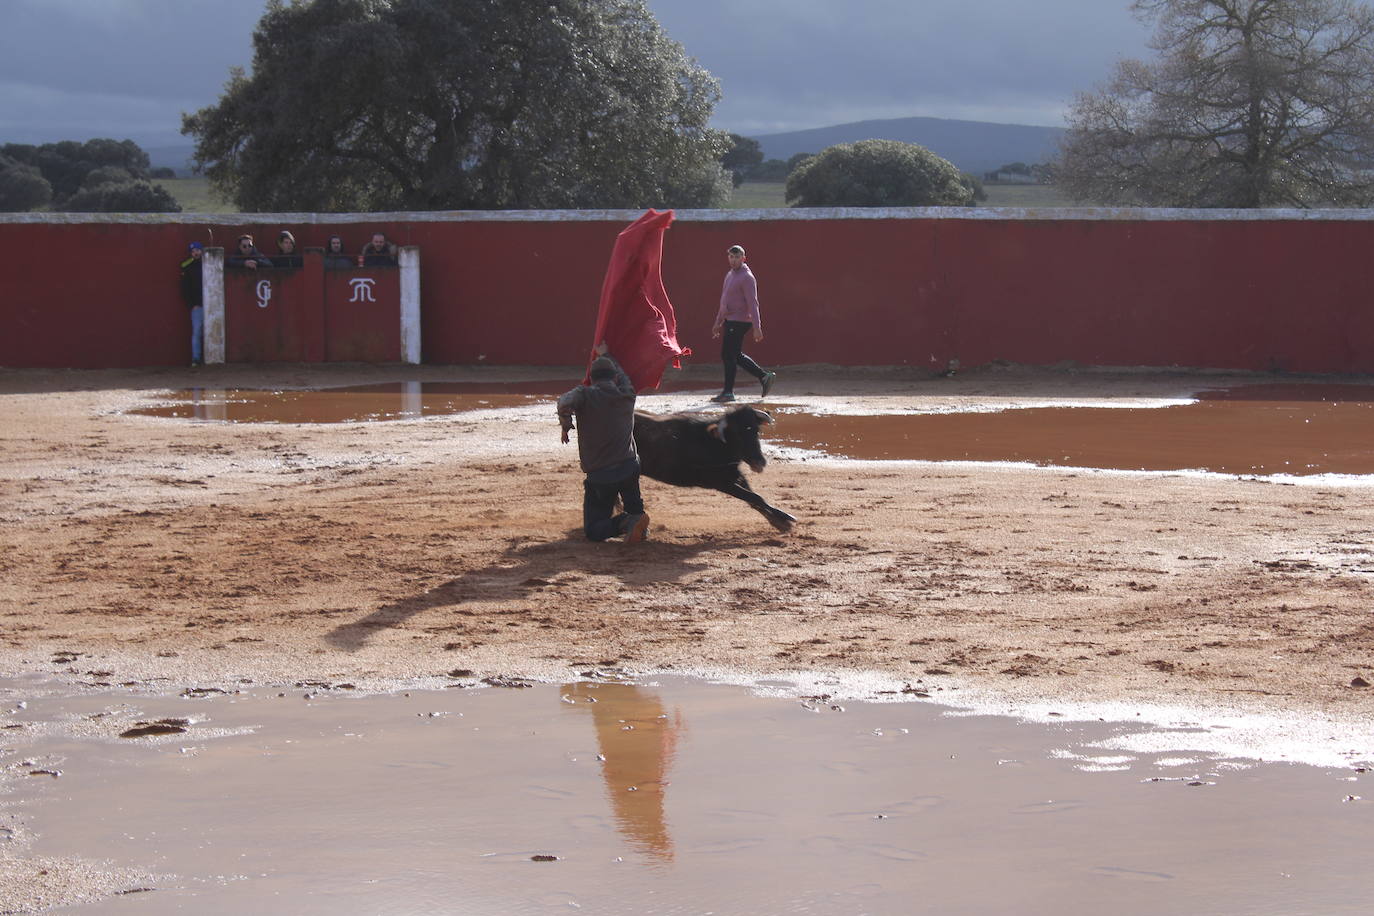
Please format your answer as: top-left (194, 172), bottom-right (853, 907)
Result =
top-left (3, 362), bottom-right (1374, 910)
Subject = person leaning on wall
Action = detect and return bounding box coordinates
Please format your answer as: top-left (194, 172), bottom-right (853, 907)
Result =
top-left (360, 231), bottom-right (398, 266)
top-left (324, 234), bottom-right (353, 268)
top-left (274, 230), bottom-right (303, 268)
top-left (180, 241), bottom-right (205, 367)
top-left (227, 234), bottom-right (273, 269)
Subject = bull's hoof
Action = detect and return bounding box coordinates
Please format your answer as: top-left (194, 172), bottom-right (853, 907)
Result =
top-left (768, 512), bottom-right (796, 533)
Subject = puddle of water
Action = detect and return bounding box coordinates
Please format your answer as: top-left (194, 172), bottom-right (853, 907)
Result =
top-left (127, 380), bottom-right (1374, 478)
top-left (129, 380), bottom-right (712, 424)
top-left (772, 383), bottom-right (1374, 476)
top-left (6, 677), bottom-right (1370, 915)
top-left (129, 383), bottom-right (557, 423)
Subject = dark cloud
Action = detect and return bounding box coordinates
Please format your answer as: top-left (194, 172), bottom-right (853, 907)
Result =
top-left (647, 0), bottom-right (1151, 132)
top-left (0, 0), bottom-right (1151, 147)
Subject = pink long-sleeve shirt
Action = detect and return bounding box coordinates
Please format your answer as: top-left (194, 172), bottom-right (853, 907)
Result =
top-left (715, 264), bottom-right (762, 330)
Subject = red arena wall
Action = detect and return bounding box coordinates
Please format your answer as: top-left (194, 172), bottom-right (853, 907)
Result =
top-left (2, 209), bottom-right (1372, 373)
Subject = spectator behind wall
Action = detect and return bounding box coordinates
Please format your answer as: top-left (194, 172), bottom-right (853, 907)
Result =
top-left (227, 234), bottom-right (273, 269)
top-left (275, 230), bottom-right (302, 268)
top-left (360, 232), bottom-right (398, 266)
top-left (325, 235), bottom-right (353, 268)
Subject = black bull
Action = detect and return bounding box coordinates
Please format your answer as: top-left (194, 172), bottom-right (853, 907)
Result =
top-left (632, 405), bottom-right (797, 532)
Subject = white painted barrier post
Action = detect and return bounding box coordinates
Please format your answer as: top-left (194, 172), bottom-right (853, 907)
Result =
top-left (399, 246), bottom-right (421, 365)
top-left (203, 247), bottom-right (226, 365)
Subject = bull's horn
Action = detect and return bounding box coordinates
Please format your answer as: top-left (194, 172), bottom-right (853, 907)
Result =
top-left (710, 417), bottom-right (728, 441)
top-left (757, 409), bottom-right (774, 425)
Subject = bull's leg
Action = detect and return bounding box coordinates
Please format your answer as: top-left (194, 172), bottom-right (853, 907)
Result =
top-left (717, 478), bottom-right (796, 532)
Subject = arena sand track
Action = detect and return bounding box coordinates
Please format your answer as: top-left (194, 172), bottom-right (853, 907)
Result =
top-left (4, 361), bottom-right (1374, 910)
top-left (2, 361), bottom-right (1372, 718)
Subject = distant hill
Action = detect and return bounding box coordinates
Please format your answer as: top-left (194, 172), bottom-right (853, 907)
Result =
top-left (750, 116), bottom-right (1065, 176)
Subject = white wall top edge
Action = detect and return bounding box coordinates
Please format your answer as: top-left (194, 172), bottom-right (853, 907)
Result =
top-left (4, 206), bottom-right (1373, 225)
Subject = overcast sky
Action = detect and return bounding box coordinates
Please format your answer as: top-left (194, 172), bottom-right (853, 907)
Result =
top-left (0, 0), bottom-right (1151, 148)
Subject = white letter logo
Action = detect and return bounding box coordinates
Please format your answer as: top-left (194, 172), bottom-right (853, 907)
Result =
top-left (349, 278), bottom-right (377, 302)
top-left (256, 279), bottom-right (272, 309)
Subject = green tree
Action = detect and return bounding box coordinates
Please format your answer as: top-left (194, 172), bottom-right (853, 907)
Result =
top-left (2, 139), bottom-right (153, 202)
top-left (785, 139), bottom-right (974, 207)
top-left (959, 172), bottom-right (988, 203)
top-left (61, 180), bottom-right (181, 213)
top-left (0, 155), bottom-right (53, 211)
top-left (721, 133), bottom-right (764, 186)
top-left (1058, 0), bottom-right (1374, 207)
top-left (81, 166), bottom-right (136, 190)
top-left (749, 158), bottom-right (790, 181)
top-left (183, 0), bottom-right (731, 211)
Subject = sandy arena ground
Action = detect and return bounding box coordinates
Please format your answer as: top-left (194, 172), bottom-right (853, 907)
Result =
top-left (2, 361), bottom-right (1373, 908)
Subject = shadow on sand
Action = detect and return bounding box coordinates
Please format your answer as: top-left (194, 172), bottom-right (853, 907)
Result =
top-left (324, 530), bottom-right (769, 651)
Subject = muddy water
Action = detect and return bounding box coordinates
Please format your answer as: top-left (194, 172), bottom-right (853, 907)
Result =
top-left (132, 379), bottom-right (703, 424)
top-left (7, 678), bottom-right (1370, 915)
top-left (130, 383), bottom-right (560, 423)
top-left (131, 381), bottom-right (1374, 477)
top-left (772, 383), bottom-right (1374, 476)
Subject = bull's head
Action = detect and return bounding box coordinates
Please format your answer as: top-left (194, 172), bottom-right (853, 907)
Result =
top-left (713, 405), bottom-right (773, 473)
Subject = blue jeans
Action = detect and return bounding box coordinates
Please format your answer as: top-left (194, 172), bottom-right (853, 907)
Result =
top-left (583, 472), bottom-right (645, 541)
top-left (189, 306), bottom-right (204, 363)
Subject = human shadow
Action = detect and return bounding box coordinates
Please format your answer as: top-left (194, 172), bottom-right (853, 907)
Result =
top-left (324, 530), bottom-right (766, 651)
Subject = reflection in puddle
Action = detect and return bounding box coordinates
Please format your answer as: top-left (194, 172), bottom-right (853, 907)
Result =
top-left (562, 683), bottom-right (683, 863)
top-left (6, 677), bottom-right (1371, 915)
top-left (772, 382), bottom-right (1374, 476)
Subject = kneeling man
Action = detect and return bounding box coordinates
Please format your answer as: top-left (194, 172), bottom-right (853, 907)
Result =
top-left (557, 343), bottom-right (651, 543)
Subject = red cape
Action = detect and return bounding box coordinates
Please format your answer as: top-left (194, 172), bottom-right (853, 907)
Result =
top-left (586, 209), bottom-right (690, 391)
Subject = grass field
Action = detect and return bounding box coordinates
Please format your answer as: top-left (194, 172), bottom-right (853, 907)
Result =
top-left (157, 177), bottom-right (238, 213)
top-left (726, 181), bottom-right (1080, 209)
top-left (157, 175), bottom-right (1080, 214)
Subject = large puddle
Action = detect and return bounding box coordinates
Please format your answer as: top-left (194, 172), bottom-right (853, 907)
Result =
top-left (5, 677), bottom-right (1371, 914)
top-left (130, 381), bottom-right (1374, 477)
top-left (771, 383), bottom-right (1374, 476)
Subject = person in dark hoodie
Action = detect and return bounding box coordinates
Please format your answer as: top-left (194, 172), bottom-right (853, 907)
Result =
top-left (324, 234), bottom-right (352, 268)
top-left (227, 234), bottom-right (272, 269)
top-left (179, 241), bottom-right (205, 366)
top-left (557, 342), bottom-right (650, 543)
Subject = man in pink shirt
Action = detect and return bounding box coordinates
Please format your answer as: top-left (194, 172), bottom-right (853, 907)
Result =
top-left (710, 245), bottom-right (776, 402)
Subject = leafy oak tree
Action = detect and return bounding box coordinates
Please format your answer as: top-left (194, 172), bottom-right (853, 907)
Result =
top-left (721, 133), bottom-right (763, 186)
top-left (785, 139), bottom-right (974, 207)
top-left (1059, 0), bottom-right (1374, 207)
top-left (0, 155), bottom-right (53, 212)
top-left (183, 0), bottom-right (732, 211)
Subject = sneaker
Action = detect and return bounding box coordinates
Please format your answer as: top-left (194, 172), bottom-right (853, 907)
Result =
top-left (760, 370), bottom-right (776, 398)
top-left (625, 513), bottom-right (650, 543)
top-left (710, 392), bottom-right (736, 403)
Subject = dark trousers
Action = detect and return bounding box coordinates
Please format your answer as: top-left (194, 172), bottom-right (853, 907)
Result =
top-left (583, 472), bottom-right (645, 542)
top-left (720, 320), bottom-right (765, 394)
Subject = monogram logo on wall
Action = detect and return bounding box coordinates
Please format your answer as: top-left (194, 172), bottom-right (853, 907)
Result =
top-left (256, 279), bottom-right (272, 309)
top-left (349, 278), bottom-right (377, 303)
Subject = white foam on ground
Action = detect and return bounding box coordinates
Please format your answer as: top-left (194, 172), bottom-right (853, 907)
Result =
top-left (665, 664), bottom-right (1374, 771)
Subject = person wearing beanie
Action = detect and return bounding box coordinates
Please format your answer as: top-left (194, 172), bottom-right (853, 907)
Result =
top-left (557, 342), bottom-right (651, 543)
top-left (179, 241), bottom-right (205, 366)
